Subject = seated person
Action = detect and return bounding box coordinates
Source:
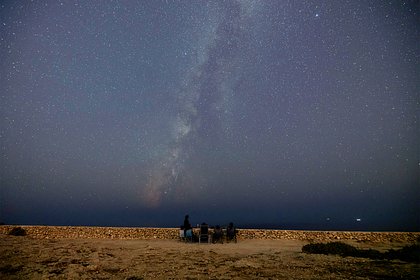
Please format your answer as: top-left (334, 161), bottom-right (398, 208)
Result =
top-left (212, 225), bottom-right (223, 243)
top-left (185, 228), bottom-right (193, 240)
top-left (226, 222), bottom-right (237, 242)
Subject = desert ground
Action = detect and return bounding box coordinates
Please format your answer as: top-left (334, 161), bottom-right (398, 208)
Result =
top-left (1, 233), bottom-right (419, 280)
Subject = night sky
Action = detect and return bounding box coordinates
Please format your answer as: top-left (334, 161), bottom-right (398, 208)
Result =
top-left (1, 1), bottom-right (419, 231)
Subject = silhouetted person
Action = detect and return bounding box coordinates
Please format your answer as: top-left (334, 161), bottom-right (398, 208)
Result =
top-left (183, 215), bottom-right (192, 240)
top-left (227, 222), bottom-right (237, 242)
top-left (213, 225), bottom-right (223, 243)
top-left (184, 215), bottom-right (191, 230)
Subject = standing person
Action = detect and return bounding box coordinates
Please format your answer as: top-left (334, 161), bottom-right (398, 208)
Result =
top-left (184, 215), bottom-right (191, 230)
top-left (183, 215), bottom-right (192, 240)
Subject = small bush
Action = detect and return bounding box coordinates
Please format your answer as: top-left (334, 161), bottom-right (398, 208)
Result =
top-left (385, 244), bottom-right (420, 263)
top-left (302, 241), bottom-right (420, 263)
top-left (302, 242), bottom-right (359, 256)
top-left (8, 227), bottom-right (26, 236)
top-left (126, 276), bottom-right (144, 280)
top-left (0, 264), bottom-right (23, 274)
top-left (360, 248), bottom-right (383, 260)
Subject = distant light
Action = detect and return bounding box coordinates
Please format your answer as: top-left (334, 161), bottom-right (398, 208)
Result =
top-left (315, 13), bottom-right (319, 17)
top-left (356, 218), bottom-right (361, 222)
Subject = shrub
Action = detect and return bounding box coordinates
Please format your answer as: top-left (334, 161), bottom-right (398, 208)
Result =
top-left (126, 276), bottom-right (144, 280)
top-left (302, 242), bottom-right (420, 263)
top-left (385, 244), bottom-right (420, 263)
top-left (8, 227), bottom-right (27, 236)
top-left (302, 242), bottom-right (359, 256)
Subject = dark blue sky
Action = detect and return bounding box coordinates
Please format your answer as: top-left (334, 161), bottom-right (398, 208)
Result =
top-left (1, 1), bottom-right (419, 231)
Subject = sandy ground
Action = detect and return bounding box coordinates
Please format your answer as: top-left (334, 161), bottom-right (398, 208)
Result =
top-left (1, 234), bottom-right (419, 279)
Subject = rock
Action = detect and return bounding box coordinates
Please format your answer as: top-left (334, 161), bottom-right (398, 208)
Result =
top-left (0, 225), bottom-right (419, 242)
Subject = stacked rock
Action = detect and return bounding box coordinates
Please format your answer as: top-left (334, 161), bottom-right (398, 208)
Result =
top-left (1, 225), bottom-right (419, 243)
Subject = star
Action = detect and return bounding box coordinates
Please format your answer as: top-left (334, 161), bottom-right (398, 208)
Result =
top-left (0, 0), bottom-right (417, 231)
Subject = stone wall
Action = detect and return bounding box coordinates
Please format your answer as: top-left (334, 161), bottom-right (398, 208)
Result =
top-left (0, 226), bottom-right (176, 240)
top-left (237, 229), bottom-right (420, 243)
top-left (1, 225), bottom-right (419, 243)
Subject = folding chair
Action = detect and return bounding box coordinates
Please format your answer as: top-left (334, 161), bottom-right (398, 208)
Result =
top-left (198, 223), bottom-right (210, 244)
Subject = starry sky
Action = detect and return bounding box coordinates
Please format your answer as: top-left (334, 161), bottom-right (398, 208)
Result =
top-left (1, 0), bottom-right (419, 231)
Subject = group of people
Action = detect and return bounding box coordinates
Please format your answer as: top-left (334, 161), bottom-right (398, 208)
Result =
top-left (181, 215), bottom-right (237, 243)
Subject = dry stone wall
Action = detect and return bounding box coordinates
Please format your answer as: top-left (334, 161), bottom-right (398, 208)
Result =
top-left (237, 229), bottom-right (420, 243)
top-left (1, 225), bottom-right (419, 243)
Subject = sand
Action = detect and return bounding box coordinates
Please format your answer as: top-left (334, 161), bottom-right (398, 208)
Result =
top-left (1, 233), bottom-right (419, 280)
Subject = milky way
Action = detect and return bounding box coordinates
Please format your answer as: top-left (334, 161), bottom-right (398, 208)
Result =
top-left (141, 1), bottom-right (259, 207)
